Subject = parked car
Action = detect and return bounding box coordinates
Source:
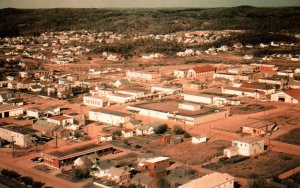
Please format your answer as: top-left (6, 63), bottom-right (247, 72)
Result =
top-left (31, 157), bottom-right (44, 163)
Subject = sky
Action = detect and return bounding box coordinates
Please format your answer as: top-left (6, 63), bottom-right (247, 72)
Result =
top-left (0, 0), bottom-right (300, 9)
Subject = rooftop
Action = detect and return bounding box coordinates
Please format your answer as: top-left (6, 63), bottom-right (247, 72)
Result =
top-left (0, 125), bottom-right (38, 135)
top-left (0, 104), bottom-right (23, 112)
top-left (146, 156), bottom-right (170, 163)
top-left (234, 136), bottom-right (264, 144)
top-left (90, 108), bottom-right (131, 117)
top-left (179, 172), bottom-right (234, 188)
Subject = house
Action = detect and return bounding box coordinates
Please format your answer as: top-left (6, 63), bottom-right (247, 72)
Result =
top-left (240, 83), bottom-right (276, 95)
top-left (131, 173), bottom-right (156, 188)
top-left (44, 106), bottom-right (61, 116)
top-left (179, 172), bottom-right (234, 188)
top-left (143, 157), bottom-right (170, 178)
top-left (64, 113), bottom-right (86, 126)
top-left (122, 129), bottom-right (135, 138)
top-left (173, 69), bottom-right (187, 78)
top-left (135, 122), bottom-right (162, 136)
top-left (0, 104), bottom-right (24, 118)
top-left (270, 89), bottom-right (300, 104)
top-left (32, 119), bottom-right (68, 138)
top-left (83, 95), bottom-right (108, 108)
top-left (89, 109), bottom-right (131, 126)
top-left (192, 136), bottom-right (207, 144)
top-left (224, 136), bottom-right (264, 158)
top-left (151, 85), bottom-right (182, 95)
top-left (242, 121), bottom-right (278, 136)
top-left (107, 93), bottom-right (136, 103)
top-left (187, 65), bottom-right (216, 79)
top-left (250, 63), bottom-right (278, 72)
top-left (99, 135), bottom-right (113, 142)
top-left (26, 108), bottom-right (47, 119)
top-left (106, 166), bottom-right (131, 184)
top-left (0, 125), bottom-right (42, 148)
top-left (47, 115), bottom-right (74, 127)
top-left (90, 160), bottom-right (114, 178)
top-left (57, 89), bottom-right (73, 99)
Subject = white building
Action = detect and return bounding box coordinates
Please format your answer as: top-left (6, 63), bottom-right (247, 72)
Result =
top-left (83, 95), bottom-right (108, 108)
top-left (213, 73), bottom-right (237, 82)
top-left (89, 109), bottom-right (131, 126)
top-left (270, 89), bottom-right (300, 104)
top-left (0, 104), bottom-right (24, 118)
top-left (179, 172), bottom-right (234, 188)
top-left (224, 137), bottom-right (264, 158)
top-left (47, 115), bottom-right (74, 127)
top-left (126, 71), bottom-right (161, 81)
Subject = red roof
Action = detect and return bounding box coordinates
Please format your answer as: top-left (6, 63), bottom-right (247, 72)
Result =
top-left (49, 115), bottom-right (72, 121)
top-left (283, 89), bottom-right (300, 100)
top-left (191, 65), bottom-right (215, 73)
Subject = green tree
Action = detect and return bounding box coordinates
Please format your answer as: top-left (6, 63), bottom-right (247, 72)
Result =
top-left (154, 124), bottom-right (168, 134)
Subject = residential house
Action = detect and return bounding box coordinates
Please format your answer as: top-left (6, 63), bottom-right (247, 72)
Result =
top-left (47, 115), bottom-right (74, 127)
top-left (45, 106), bottom-right (61, 116)
top-left (57, 89), bottom-right (73, 99)
top-left (224, 137), bottom-right (264, 158)
top-left (135, 122), bottom-right (162, 136)
top-left (106, 166), bottom-right (131, 184)
top-left (122, 129), bottom-right (135, 138)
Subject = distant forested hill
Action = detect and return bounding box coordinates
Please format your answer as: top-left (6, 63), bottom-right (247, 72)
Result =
top-left (0, 6), bottom-right (300, 37)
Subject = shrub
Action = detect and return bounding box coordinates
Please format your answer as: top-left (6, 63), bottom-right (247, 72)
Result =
top-left (112, 130), bottom-right (122, 138)
top-left (32, 181), bottom-right (45, 188)
top-left (173, 125), bottom-right (185, 135)
top-left (20, 176), bottom-right (34, 186)
top-left (184, 132), bottom-right (191, 138)
top-left (154, 125), bottom-right (168, 134)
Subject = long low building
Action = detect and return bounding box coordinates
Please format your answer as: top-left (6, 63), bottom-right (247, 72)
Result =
top-left (89, 108), bottom-right (132, 126)
top-left (128, 100), bottom-right (229, 126)
top-left (43, 144), bottom-right (119, 168)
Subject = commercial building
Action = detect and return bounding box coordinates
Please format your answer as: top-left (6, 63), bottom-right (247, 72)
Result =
top-left (89, 109), bottom-right (131, 126)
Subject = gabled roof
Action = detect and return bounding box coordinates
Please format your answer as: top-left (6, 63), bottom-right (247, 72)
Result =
top-left (33, 119), bottom-right (60, 131)
top-left (190, 65), bottom-right (215, 73)
top-left (283, 89), bottom-right (300, 100)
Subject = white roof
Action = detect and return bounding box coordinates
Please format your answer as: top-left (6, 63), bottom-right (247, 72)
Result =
top-left (145, 156), bottom-right (169, 163)
top-left (179, 172), bottom-right (234, 188)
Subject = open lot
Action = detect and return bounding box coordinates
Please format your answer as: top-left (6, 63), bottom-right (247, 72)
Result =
top-left (120, 136), bottom-right (230, 165)
top-left (215, 151), bottom-right (300, 179)
top-left (230, 103), bottom-right (275, 115)
top-left (275, 128), bottom-right (300, 146)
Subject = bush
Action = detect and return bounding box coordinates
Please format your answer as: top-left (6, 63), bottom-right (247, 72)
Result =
top-left (173, 125), bottom-right (185, 135)
top-left (1, 169), bottom-right (21, 179)
top-left (154, 125), bottom-right (168, 134)
top-left (112, 130), bottom-right (122, 138)
top-left (184, 132), bottom-right (191, 138)
top-left (32, 181), bottom-right (45, 188)
top-left (157, 178), bottom-right (170, 188)
top-left (20, 176), bottom-right (34, 186)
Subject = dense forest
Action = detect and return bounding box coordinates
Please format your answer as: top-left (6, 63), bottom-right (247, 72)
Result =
top-left (0, 6), bottom-right (300, 37)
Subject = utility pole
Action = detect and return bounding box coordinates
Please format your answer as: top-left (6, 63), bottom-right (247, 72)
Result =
top-left (55, 132), bottom-right (58, 148)
top-left (11, 136), bottom-right (15, 158)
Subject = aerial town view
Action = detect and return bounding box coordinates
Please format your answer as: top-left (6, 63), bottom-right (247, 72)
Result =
top-left (0, 0), bottom-right (300, 187)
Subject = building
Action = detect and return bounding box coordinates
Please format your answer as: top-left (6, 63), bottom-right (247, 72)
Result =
top-left (0, 125), bottom-right (41, 147)
top-left (131, 173), bottom-right (156, 188)
top-left (107, 93), bottom-right (136, 103)
top-left (89, 109), bottom-right (131, 126)
top-left (270, 89), bottom-right (300, 104)
top-left (213, 73), bottom-right (237, 82)
top-left (126, 70), bottom-right (161, 81)
top-left (0, 104), bottom-right (24, 118)
top-left (222, 86), bottom-right (264, 99)
top-left (43, 144), bottom-right (118, 168)
top-left (250, 63), bottom-right (278, 72)
top-left (143, 157), bottom-right (170, 178)
top-left (224, 137), bottom-right (264, 158)
top-left (135, 122), bottom-right (164, 136)
top-left (47, 115), bottom-right (74, 127)
top-left (128, 100), bottom-right (229, 126)
top-left (242, 121), bottom-right (278, 136)
top-left (106, 166), bottom-right (131, 184)
top-left (179, 172), bottom-right (234, 188)
top-left (83, 95), bottom-right (108, 108)
top-left (173, 69), bottom-right (187, 78)
top-left (187, 65), bottom-right (215, 79)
